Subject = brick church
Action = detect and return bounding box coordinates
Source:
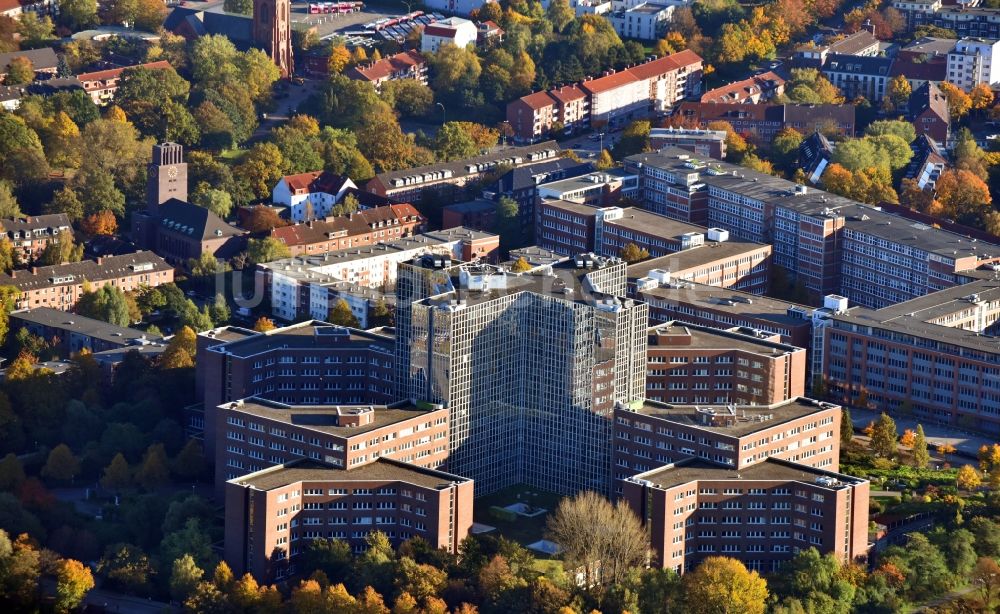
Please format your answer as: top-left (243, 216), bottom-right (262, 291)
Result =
top-left (131, 143), bottom-right (247, 265)
top-left (164, 0), bottom-right (293, 77)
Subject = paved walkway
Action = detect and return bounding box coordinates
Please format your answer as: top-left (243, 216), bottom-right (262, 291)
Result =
top-left (850, 408), bottom-right (997, 459)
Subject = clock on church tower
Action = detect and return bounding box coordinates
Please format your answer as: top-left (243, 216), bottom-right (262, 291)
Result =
top-left (146, 142), bottom-right (189, 212)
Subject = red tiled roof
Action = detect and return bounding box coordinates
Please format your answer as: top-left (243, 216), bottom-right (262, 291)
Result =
top-left (270, 204), bottom-right (424, 247)
top-left (700, 71), bottom-right (785, 103)
top-left (0, 0), bottom-right (21, 12)
top-left (517, 90), bottom-right (557, 110)
top-left (424, 24), bottom-right (460, 37)
top-left (347, 50), bottom-right (425, 83)
top-left (581, 70), bottom-right (639, 95)
top-left (625, 49), bottom-right (703, 81)
top-left (281, 170), bottom-right (351, 195)
top-left (76, 60), bottom-right (172, 84)
top-left (548, 84), bottom-right (586, 104)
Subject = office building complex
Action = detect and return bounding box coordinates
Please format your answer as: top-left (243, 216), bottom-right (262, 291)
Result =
top-left (195, 321), bottom-right (396, 460)
top-left (215, 397), bottom-right (450, 495)
top-left (644, 322), bottom-right (807, 406)
top-left (625, 148), bottom-right (1000, 307)
top-left (224, 458), bottom-right (473, 581)
top-left (623, 457), bottom-right (869, 573)
top-left (396, 254), bottom-right (647, 495)
top-left (818, 277), bottom-right (1000, 432)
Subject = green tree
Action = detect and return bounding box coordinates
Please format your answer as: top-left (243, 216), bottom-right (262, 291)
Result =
top-left (58, 0), bottom-right (98, 30)
top-left (37, 230), bottom-right (82, 266)
top-left (41, 443), bottom-right (80, 483)
top-left (840, 408), bottom-right (853, 447)
top-left (223, 0), bottom-right (252, 13)
top-left (4, 56), bottom-right (32, 85)
top-left (494, 196), bottom-right (520, 255)
top-left (865, 119), bottom-right (916, 144)
top-left (77, 284), bottom-right (132, 326)
top-left (328, 299), bottom-right (359, 328)
top-left (73, 166), bottom-right (126, 219)
top-left (100, 453), bottom-right (131, 491)
top-left (869, 412), bottom-right (898, 458)
top-left (45, 187), bottom-right (84, 222)
top-left (380, 79), bottom-right (434, 118)
top-left (97, 543), bottom-right (153, 593)
top-left (135, 443), bottom-right (170, 490)
top-left (546, 0), bottom-right (575, 32)
top-left (613, 120), bottom-right (651, 159)
top-left (0, 181), bottom-right (22, 218)
top-left (434, 121), bottom-right (478, 162)
top-left (770, 128), bottom-right (804, 172)
top-left (0, 453), bottom-right (26, 490)
top-left (330, 193), bottom-right (360, 217)
top-left (170, 553), bottom-right (204, 603)
top-left (771, 548), bottom-right (854, 613)
top-left (209, 293), bottom-right (230, 326)
top-left (160, 518), bottom-right (215, 572)
top-left (912, 424), bottom-right (929, 469)
top-left (246, 237), bottom-right (291, 264)
top-left (54, 559), bottom-right (94, 613)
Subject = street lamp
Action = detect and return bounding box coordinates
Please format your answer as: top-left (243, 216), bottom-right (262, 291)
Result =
top-left (436, 102), bottom-right (446, 124)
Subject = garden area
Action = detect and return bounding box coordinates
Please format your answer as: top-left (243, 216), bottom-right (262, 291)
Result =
top-left (472, 484), bottom-right (562, 554)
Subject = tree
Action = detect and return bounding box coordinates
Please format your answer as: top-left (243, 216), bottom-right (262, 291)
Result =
top-left (840, 408), bottom-right (853, 446)
top-left (54, 558), bottom-right (94, 613)
top-left (253, 316), bottom-right (276, 332)
top-left (434, 122), bottom-right (479, 162)
top-left (940, 82), bottom-right (972, 120)
top-left (396, 556), bottom-right (447, 601)
top-left (37, 229), bottom-right (82, 266)
top-left (0, 453), bottom-right (26, 491)
top-left (190, 187), bottom-right (233, 219)
top-left (957, 464), bottom-right (982, 491)
top-left (160, 326), bottom-right (197, 369)
top-left (184, 581), bottom-right (230, 613)
top-left (620, 242), bottom-right (650, 263)
top-left (246, 237), bottom-right (291, 264)
top-left (595, 149), bottom-right (615, 170)
top-left (5, 56), bottom-right (33, 85)
top-left (79, 210), bottom-right (117, 236)
top-left (0, 239), bottom-right (12, 275)
top-left (223, 0), bottom-right (252, 13)
top-left (45, 111), bottom-right (81, 168)
top-left (869, 412), bottom-right (898, 458)
top-left (613, 120), bottom-right (651, 159)
top-left (98, 543), bottom-right (153, 593)
top-left (779, 68), bottom-right (843, 105)
top-left (330, 193), bottom-right (360, 217)
top-left (0, 181), bottom-right (21, 219)
top-left (234, 143), bottom-right (284, 200)
top-left (135, 443), bottom-right (170, 490)
top-left (884, 75), bottom-right (911, 111)
top-left (912, 424), bottom-right (929, 469)
top-left (77, 284), bottom-right (132, 326)
top-left (494, 196), bottom-right (520, 255)
top-left (865, 120), bottom-right (916, 144)
top-left (546, 0), bottom-right (575, 32)
top-left (241, 206), bottom-right (286, 233)
top-left (971, 82), bottom-right (994, 111)
top-left (46, 187), bottom-right (84, 222)
top-left (41, 443), bottom-right (80, 482)
top-left (741, 153), bottom-right (775, 175)
top-left (73, 166), bottom-right (125, 219)
top-left (770, 128), bottom-right (804, 171)
top-left (328, 45), bottom-right (351, 74)
top-left (328, 299), bottom-right (359, 328)
top-left (511, 257), bottom-right (532, 273)
top-left (100, 453), bottom-right (131, 491)
top-left (380, 79), bottom-right (434, 118)
top-left (972, 557), bottom-right (1000, 608)
top-left (171, 554), bottom-right (204, 602)
top-left (935, 169), bottom-right (992, 219)
top-left (547, 491), bottom-right (647, 587)
top-left (173, 439), bottom-right (206, 480)
top-left (683, 556), bottom-right (768, 614)
top-left (899, 429), bottom-right (916, 447)
top-left (58, 0), bottom-right (97, 30)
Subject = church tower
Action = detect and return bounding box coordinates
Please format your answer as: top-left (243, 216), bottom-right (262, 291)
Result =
top-left (253, 0), bottom-right (293, 78)
top-left (147, 142), bottom-right (188, 213)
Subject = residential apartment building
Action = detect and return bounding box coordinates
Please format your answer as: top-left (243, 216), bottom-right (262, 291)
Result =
top-left (910, 7), bottom-right (1000, 39)
top-left (489, 158), bottom-right (592, 232)
top-left (647, 128), bottom-right (727, 159)
top-left (673, 103), bottom-right (856, 144)
top-left (0, 251), bottom-right (174, 311)
top-left (258, 228), bottom-right (499, 322)
top-left (215, 397), bottom-right (450, 495)
top-left (608, 2), bottom-right (675, 41)
top-left (345, 50), bottom-right (427, 90)
top-left (947, 38), bottom-right (1000, 91)
top-left (0, 214), bottom-right (71, 262)
top-left (420, 17), bottom-right (478, 52)
top-left (396, 254), bottom-right (648, 495)
top-left (700, 72), bottom-right (785, 104)
top-left (818, 278), bottom-right (1000, 432)
top-left (10, 307), bottom-right (165, 356)
top-left (821, 54), bottom-right (894, 102)
top-left (904, 135), bottom-right (947, 190)
top-left (643, 322), bottom-right (807, 406)
top-left (195, 321), bottom-right (397, 459)
top-left (76, 61), bottom-right (172, 105)
top-left (224, 458), bottom-right (473, 581)
top-left (910, 81), bottom-right (951, 143)
top-left (622, 457), bottom-right (870, 573)
top-left (636, 280), bottom-right (817, 348)
top-left (271, 171), bottom-right (359, 222)
top-left (366, 142), bottom-right (560, 203)
top-left (793, 30), bottom-right (881, 67)
top-left (624, 148), bottom-right (1000, 307)
top-left (268, 204), bottom-right (425, 257)
top-left (0, 48), bottom-right (58, 83)
top-left (506, 50), bottom-right (703, 140)
top-left (613, 397), bottom-right (841, 488)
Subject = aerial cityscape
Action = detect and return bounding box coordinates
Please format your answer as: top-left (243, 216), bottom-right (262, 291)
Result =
top-left (1, 0), bottom-right (1000, 611)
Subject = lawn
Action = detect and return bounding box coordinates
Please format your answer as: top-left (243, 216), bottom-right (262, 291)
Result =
top-left (473, 483), bottom-right (563, 548)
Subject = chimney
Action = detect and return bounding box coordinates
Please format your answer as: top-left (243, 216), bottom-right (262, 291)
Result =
top-left (30, 267), bottom-right (37, 274)
top-left (95, 257), bottom-right (103, 265)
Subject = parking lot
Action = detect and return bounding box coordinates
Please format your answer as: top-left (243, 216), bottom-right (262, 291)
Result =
top-left (288, 1), bottom-right (441, 43)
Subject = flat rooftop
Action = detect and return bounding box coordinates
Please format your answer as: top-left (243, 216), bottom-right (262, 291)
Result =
top-left (631, 457), bottom-right (865, 490)
top-left (606, 207), bottom-right (711, 238)
top-left (221, 398), bottom-right (439, 437)
top-left (627, 397), bottom-right (838, 438)
top-left (509, 245), bottom-right (565, 267)
top-left (11, 307), bottom-right (164, 345)
top-left (232, 458), bottom-right (470, 491)
top-left (649, 321), bottom-right (804, 355)
top-left (538, 168), bottom-right (635, 196)
top-left (627, 240), bottom-right (769, 277)
top-left (638, 280), bottom-right (813, 328)
top-left (201, 326), bottom-right (259, 344)
top-left (207, 321), bottom-right (393, 358)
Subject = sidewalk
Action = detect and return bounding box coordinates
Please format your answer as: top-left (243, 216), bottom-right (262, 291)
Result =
top-left (850, 407), bottom-right (997, 459)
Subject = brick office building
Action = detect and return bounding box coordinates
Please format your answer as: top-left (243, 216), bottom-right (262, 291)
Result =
top-left (215, 397), bottom-right (450, 496)
top-left (644, 322), bottom-right (807, 406)
top-left (622, 457), bottom-right (870, 573)
top-left (613, 397), bottom-right (841, 492)
top-left (195, 321), bottom-right (397, 460)
top-left (818, 278), bottom-right (1000, 432)
top-left (224, 458), bottom-right (473, 581)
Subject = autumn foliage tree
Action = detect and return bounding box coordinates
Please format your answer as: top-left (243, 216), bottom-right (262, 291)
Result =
top-left (939, 82), bottom-right (972, 120)
top-left (934, 169), bottom-right (992, 220)
top-left (683, 556), bottom-right (768, 614)
top-left (957, 464), bottom-right (982, 491)
top-left (79, 210), bottom-right (117, 236)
